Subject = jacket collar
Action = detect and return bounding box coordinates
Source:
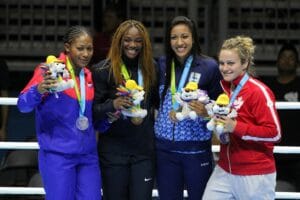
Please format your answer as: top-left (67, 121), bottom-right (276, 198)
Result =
top-left (221, 73), bottom-right (247, 93)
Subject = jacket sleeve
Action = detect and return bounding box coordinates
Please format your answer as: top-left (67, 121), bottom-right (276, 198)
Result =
top-left (150, 60), bottom-right (160, 110)
top-left (92, 61), bottom-right (116, 121)
top-left (234, 87), bottom-right (281, 143)
top-left (17, 66), bottom-right (44, 113)
top-left (206, 59), bottom-right (223, 100)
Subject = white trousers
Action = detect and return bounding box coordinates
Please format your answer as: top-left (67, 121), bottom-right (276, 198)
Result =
top-left (202, 165), bottom-right (276, 200)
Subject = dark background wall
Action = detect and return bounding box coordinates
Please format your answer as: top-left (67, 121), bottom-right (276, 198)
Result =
top-left (0, 0), bottom-right (300, 92)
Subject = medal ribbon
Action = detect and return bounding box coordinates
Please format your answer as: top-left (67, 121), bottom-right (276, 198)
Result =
top-left (66, 57), bottom-right (86, 117)
top-left (229, 73), bottom-right (249, 107)
top-left (170, 55), bottom-right (193, 110)
top-left (121, 63), bottom-right (143, 86)
top-left (121, 63), bottom-right (143, 112)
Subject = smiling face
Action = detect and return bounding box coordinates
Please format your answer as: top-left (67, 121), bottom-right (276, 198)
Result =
top-left (170, 24), bottom-right (193, 63)
top-left (64, 33), bottom-right (93, 68)
top-left (218, 49), bottom-right (248, 82)
top-left (122, 26), bottom-right (143, 59)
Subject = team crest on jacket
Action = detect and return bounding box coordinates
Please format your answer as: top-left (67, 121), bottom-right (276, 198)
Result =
top-left (232, 97), bottom-right (244, 110)
top-left (189, 72), bottom-right (201, 83)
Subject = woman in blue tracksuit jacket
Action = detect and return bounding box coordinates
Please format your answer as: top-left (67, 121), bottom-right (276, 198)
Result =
top-left (17, 26), bottom-right (101, 200)
top-left (154, 16), bottom-right (223, 199)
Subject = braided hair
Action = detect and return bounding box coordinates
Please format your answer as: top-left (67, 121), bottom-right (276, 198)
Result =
top-left (63, 25), bottom-right (92, 45)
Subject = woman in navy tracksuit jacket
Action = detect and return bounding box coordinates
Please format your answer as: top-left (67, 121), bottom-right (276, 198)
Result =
top-left (154, 16), bottom-right (223, 199)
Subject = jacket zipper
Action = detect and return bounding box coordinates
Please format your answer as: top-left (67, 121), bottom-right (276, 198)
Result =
top-left (172, 122), bottom-right (176, 141)
top-left (226, 143), bottom-right (232, 173)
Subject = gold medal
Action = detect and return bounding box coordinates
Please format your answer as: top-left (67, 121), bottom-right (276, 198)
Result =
top-left (131, 117), bottom-right (143, 125)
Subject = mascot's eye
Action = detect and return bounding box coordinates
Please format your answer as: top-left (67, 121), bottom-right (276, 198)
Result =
top-left (212, 105), bottom-right (219, 113)
top-left (224, 107), bottom-right (230, 113)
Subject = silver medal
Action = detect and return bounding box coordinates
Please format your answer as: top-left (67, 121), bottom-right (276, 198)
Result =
top-left (76, 116), bottom-right (89, 131)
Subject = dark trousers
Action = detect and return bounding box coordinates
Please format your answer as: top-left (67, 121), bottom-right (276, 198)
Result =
top-left (99, 152), bottom-right (154, 200)
top-left (156, 149), bottom-right (213, 200)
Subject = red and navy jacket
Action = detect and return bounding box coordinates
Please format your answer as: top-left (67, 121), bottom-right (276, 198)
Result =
top-left (218, 74), bottom-right (281, 175)
top-left (17, 53), bottom-right (97, 154)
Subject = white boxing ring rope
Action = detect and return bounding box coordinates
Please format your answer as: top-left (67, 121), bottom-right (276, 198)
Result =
top-left (0, 98), bottom-right (300, 199)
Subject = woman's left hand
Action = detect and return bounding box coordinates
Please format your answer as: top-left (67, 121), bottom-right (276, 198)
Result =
top-left (188, 100), bottom-right (208, 118)
top-left (217, 116), bottom-right (237, 133)
top-left (169, 110), bottom-right (179, 123)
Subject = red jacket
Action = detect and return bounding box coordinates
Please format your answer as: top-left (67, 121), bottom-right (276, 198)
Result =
top-left (218, 74), bottom-right (281, 175)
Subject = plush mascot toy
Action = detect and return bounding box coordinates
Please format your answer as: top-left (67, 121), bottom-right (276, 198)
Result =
top-left (174, 81), bottom-right (209, 121)
top-left (205, 93), bottom-right (237, 144)
top-left (42, 55), bottom-right (74, 93)
top-left (116, 79), bottom-right (147, 119)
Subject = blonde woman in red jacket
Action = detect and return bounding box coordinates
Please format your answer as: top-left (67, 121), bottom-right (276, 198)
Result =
top-left (203, 36), bottom-right (281, 200)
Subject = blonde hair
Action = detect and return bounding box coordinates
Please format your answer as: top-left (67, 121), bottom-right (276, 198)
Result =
top-left (107, 20), bottom-right (156, 97)
top-left (220, 36), bottom-right (256, 76)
